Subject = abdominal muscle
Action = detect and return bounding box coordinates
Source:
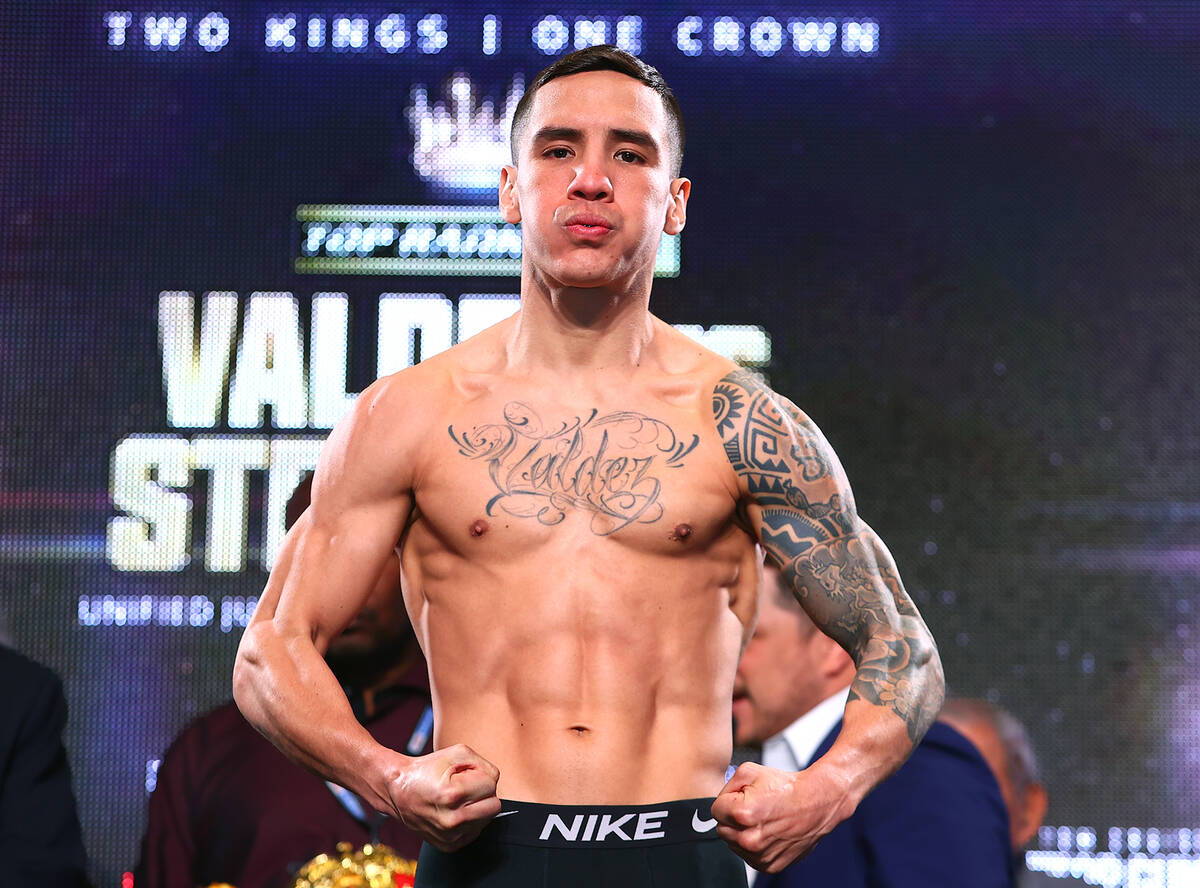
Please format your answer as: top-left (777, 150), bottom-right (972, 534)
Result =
top-left (409, 539), bottom-right (753, 804)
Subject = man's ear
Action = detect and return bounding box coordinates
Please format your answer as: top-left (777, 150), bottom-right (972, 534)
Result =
top-left (664, 177), bottom-right (690, 235)
top-left (499, 165), bottom-right (521, 223)
top-left (818, 636), bottom-right (855, 683)
top-left (1014, 782), bottom-right (1049, 849)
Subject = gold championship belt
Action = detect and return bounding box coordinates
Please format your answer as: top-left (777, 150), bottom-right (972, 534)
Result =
top-left (290, 842), bottom-right (418, 888)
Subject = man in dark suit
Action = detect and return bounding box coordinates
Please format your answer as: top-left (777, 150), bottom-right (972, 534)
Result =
top-left (0, 644), bottom-right (91, 886)
top-left (939, 699), bottom-right (1075, 888)
top-left (732, 562), bottom-right (1013, 887)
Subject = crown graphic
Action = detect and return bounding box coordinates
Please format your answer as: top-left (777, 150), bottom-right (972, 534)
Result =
top-left (406, 72), bottom-right (525, 193)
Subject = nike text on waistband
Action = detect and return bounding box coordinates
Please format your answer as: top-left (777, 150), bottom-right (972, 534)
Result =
top-left (483, 798), bottom-right (722, 848)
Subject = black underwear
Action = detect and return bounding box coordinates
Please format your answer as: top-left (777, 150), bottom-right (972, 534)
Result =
top-left (415, 798), bottom-right (748, 887)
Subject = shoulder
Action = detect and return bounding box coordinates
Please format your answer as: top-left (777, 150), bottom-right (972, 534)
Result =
top-left (339, 329), bottom-right (501, 440)
top-left (0, 644), bottom-right (60, 689)
top-left (0, 646), bottom-right (66, 734)
top-left (705, 367), bottom-right (848, 500)
top-left (320, 355), bottom-right (461, 488)
top-left (349, 359), bottom-right (452, 431)
top-left (708, 367), bottom-right (816, 437)
top-left (645, 319), bottom-right (810, 428)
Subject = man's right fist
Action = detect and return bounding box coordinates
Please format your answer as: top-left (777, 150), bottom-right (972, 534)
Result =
top-left (388, 744), bottom-right (502, 851)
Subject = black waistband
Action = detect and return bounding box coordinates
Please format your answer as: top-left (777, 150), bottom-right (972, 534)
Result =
top-left (483, 798), bottom-right (721, 848)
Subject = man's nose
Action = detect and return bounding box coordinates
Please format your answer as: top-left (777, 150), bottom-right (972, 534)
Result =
top-left (569, 155), bottom-right (612, 201)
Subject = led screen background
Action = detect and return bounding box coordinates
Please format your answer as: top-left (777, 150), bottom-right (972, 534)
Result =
top-left (1, 3), bottom-right (1197, 884)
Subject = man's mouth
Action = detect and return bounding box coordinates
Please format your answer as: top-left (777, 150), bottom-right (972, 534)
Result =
top-left (564, 213), bottom-right (614, 236)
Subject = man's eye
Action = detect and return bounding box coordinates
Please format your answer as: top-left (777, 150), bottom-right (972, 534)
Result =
top-left (616, 150), bottom-right (642, 163)
top-left (545, 147), bottom-right (571, 159)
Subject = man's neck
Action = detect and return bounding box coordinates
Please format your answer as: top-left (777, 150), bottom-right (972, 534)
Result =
top-left (509, 267), bottom-right (657, 375)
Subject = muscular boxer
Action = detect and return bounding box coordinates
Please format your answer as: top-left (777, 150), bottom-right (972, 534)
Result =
top-left (234, 45), bottom-right (944, 886)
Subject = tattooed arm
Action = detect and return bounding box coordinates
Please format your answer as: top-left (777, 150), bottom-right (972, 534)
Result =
top-left (710, 368), bottom-right (944, 873)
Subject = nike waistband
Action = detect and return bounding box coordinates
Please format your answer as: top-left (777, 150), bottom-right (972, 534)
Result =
top-left (486, 798), bottom-right (721, 848)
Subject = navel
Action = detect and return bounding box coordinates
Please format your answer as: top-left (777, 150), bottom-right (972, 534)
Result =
top-left (469, 518), bottom-right (490, 537)
top-left (670, 522), bottom-right (693, 542)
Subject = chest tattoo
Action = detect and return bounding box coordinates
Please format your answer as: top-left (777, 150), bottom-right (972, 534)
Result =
top-left (449, 402), bottom-right (699, 535)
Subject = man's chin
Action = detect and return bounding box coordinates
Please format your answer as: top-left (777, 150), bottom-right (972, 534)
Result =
top-left (539, 252), bottom-right (646, 290)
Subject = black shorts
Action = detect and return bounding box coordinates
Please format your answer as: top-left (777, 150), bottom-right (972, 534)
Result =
top-left (415, 798), bottom-right (747, 887)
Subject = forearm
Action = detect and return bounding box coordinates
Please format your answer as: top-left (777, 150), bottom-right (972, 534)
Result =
top-left (819, 619), bottom-right (943, 811)
top-left (796, 527), bottom-right (945, 801)
top-left (848, 528), bottom-right (944, 744)
top-left (233, 621), bottom-right (409, 813)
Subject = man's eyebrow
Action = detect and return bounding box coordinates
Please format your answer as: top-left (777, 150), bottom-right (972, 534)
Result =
top-left (609, 128), bottom-right (659, 153)
top-left (531, 126), bottom-right (660, 154)
top-left (531, 126), bottom-right (584, 144)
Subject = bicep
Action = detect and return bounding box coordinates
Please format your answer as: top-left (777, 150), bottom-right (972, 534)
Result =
top-left (255, 381), bottom-right (416, 649)
top-left (714, 370), bottom-right (942, 739)
top-left (713, 369), bottom-right (891, 645)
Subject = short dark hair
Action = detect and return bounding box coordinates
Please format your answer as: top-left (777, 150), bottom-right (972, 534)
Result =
top-left (510, 45), bottom-right (685, 177)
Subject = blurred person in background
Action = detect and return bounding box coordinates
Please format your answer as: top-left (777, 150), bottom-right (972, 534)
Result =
top-left (134, 474), bottom-right (431, 888)
top-left (939, 698), bottom-right (1063, 888)
top-left (0, 643), bottom-right (91, 886)
top-left (733, 561), bottom-right (1013, 887)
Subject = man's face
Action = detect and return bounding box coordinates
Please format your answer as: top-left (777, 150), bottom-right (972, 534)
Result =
top-left (500, 70), bottom-right (688, 289)
top-left (732, 576), bottom-right (832, 746)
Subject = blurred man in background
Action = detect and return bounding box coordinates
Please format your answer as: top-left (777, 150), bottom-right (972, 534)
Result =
top-left (939, 698), bottom-right (1058, 887)
top-left (134, 474), bottom-right (431, 888)
top-left (733, 561), bottom-right (1012, 887)
top-left (0, 644), bottom-right (91, 887)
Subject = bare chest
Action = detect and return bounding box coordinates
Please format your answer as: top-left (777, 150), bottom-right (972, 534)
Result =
top-left (412, 395), bottom-right (737, 558)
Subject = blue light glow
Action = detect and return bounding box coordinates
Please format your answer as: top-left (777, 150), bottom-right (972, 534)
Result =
top-left (104, 11), bottom-right (132, 47)
top-left (675, 16), bottom-right (702, 56)
top-left (307, 15), bottom-right (325, 48)
top-left (713, 16), bottom-right (744, 54)
top-left (265, 14), bottom-right (297, 51)
top-left (375, 14), bottom-right (408, 53)
top-left (750, 17), bottom-right (784, 56)
top-left (533, 14), bottom-right (569, 55)
top-left (417, 14), bottom-right (448, 53)
top-left (574, 18), bottom-right (607, 50)
top-left (331, 16), bottom-right (368, 51)
top-left (482, 14), bottom-right (499, 55)
top-left (196, 13), bottom-right (229, 52)
top-left (790, 19), bottom-right (837, 55)
top-left (143, 15), bottom-right (187, 50)
top-left (615, 16), bottom-right (642, 54)
top-left (842, 19), bottom-right (879, 54)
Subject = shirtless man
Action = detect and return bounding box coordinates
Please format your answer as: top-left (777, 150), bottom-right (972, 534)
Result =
top-left (234, 46), bottom-right (944, 886)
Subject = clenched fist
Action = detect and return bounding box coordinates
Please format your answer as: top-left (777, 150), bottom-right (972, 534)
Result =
top-left (387, 744), bottom-right (502, 851)
top-left (712, 761), bottom-right (853, 874)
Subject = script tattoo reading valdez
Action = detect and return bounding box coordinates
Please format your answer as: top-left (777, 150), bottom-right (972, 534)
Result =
top-left (713, 369), bottom-right (942, 742)
top-left (450, 402), bottom-right (698, 535)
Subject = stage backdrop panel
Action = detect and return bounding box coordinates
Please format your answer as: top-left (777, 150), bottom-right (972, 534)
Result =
top-left (0, 3), bottom-right (1197, 885)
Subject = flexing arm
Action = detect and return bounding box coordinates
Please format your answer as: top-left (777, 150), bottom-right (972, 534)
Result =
top-left (233, 375), bottom-right (500, 849)
top-left (711, 368), bottom-right (944, 871)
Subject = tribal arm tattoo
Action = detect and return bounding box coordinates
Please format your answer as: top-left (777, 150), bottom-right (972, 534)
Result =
top-left (713, 369), bottom-right (944, 744)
